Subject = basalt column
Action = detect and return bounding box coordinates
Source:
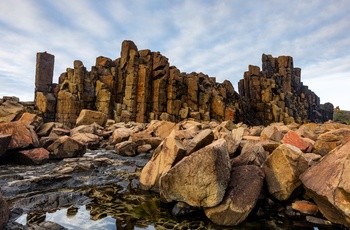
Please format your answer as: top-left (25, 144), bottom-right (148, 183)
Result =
top-left (34, 52), bottom-right (57, 122)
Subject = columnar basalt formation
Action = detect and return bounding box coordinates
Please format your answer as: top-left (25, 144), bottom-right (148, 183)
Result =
top-left (239, 54), bottom-right (333, 125)
top-left (34, 41), bottom-right (332, 128)
top-left (34, 52), bottom-right (57, 122)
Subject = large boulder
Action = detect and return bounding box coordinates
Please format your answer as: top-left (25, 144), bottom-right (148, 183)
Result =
top-left (145, 120), bottom-right (176, 139)
top-left (36, 122), bottom-right (65, 137)
top-left (185, 129), bottom-right (214, 154)
top-left (140, 130), bottom-right (186, 191)
top-left (159, 139), bottom-right (231, 207)
top-left (0, 134), bottom-right (11, 157)
top-left (18, 112), bottom-right (44, 131)
top-left (313, 128), bottom-right (350, 156)
top-left (71, 133), bottom-right (101, 150)
top-left (0, 99), bottom-right (25, 122)
top-left (0, 193), bottom-right (10, 229)
top-left (281, 130), bottom-right (310, 152)
top-left (75, 109), bottom-right (107, 127)
top-left (0, 121), bottom-right (38, 149)
top-left (110, 127), bottom-right (135, 145)
top-left (114, 140), bottom-right (138, 156)
top-left (15, 147), bottom-right (50, 165)
top-left (47, 136), bottom-right (86, 159)
top-left (263, 144), bottom-right (308, 200)
top-left (204, 165), bottom-right (265, 226)
top-left (231, 141), bottom-right (269, 167)
top-left (300, 141), bottom-right (350, 227)
top-left (260, 125), bottom-right (284, 142)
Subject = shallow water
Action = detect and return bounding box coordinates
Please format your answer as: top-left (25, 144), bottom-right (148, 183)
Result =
top-left (2, 150), bottom-right (346, 230)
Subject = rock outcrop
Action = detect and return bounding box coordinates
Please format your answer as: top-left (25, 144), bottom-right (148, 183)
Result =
top-left (159, 139), bottom-right (231, 207)
top-left (204, 165), bottom-right (265, 226)
top-left (238, 55), bottom-right (333, 125)
top-left (32, 40), bottom-right (332, 128)
top-left (300, 141), bottom-right (350, 227)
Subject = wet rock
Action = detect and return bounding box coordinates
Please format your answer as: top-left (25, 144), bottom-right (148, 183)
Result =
top-left (140, 130), bottom-right (186, 191)
top-left (172, 201), bottom-right (200, 217)
top-left (300, 141), bottom-right (350, 227)
top-left (15, 147), bottom-right (50, 165)
top-left (185, 129), bottom-right (214, 154)
top-left (27, 221), bottom-right (68, 230)
top-left (314, 128), bottom-right (350, 156)
top-left (0, 121), bottom-right (38, 150)
top-left (263, 144), bottom-right (308, 200)
top-left (0, 193), bottom-right (10, 229)
top-left (159, 139), bottom-right (231, 207)
top-left (281, 130), bottom-right (309, 152)
top-left (18, 112), bottom-right (44, 131)
top-left (75, 109), bottom-right (107, 127)
top-left (204, 165), bottom-right (264, 226)
top-left (47, 136), bottom-right (86, 159)
top-left (0, 134), bottom-right (11, 157)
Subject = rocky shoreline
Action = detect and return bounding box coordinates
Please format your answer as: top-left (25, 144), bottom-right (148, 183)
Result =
top-left (1, 99), bottom-right (350, 229)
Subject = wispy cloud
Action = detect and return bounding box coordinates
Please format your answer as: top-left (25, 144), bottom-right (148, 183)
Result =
top-left (0, 0), bottom-right (349, 109)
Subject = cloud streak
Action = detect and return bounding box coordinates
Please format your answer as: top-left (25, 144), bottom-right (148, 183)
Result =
top-left (0, 0), bottom-right (349, 110)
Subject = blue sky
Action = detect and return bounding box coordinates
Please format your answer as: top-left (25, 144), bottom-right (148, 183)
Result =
top-left (0, 0), bottom-right (349, 110)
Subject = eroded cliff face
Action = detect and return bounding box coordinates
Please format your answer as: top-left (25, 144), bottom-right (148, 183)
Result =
top-left (34, 40), bottom-right (332, 128)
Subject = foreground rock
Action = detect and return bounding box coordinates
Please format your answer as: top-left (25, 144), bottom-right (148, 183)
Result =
top-left (313, 128), bottom-right (350, 156)
top-left (0, 121), bottom-right (38, 150)
top-left (15, 147), bottom-right (50, 165)
top-left (47, 136), bottom-right (86, 159)
top-left (140, 130), bottom-right (186, 191)
top-left (0, 193), bottom-right (10, 229)
top-left (300, 141), bottom-right (350, 227)
top-left (204, 165), bottom-right (264, 226)
top-left (263, 144), bottom-right (308, 200)
top-left (159, 139), bottom-right (231, 207)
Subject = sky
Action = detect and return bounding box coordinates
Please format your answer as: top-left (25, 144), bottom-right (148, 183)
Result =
top-left (0, 0), bottom-right (349, 110)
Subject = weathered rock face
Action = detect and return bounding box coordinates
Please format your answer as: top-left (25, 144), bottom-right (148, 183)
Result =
top-left (300, 141), bottom-right (350, 227)
top-left (0, 121), bottom-right (38, 150)
top-left (33, 40), bottom-right (332, 128)
top-left (75, 109), bottom-right (107, 127)
top-left (159, 139), bottom-right (231, 208)
top-left (263, 144), bottom-right (308, 201)
top-left (47, 136), bottom-right (86, 159)
top-left (204, 165), bottom-right (265, 226)
top-left (238, 55), bottom-right (333, 126)
top-left (140, 130), bottom-right (186, 191)
top-left (313, 128), bottom-right (350, 156)
top-left (0, 99), bottom-right (26, 123)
